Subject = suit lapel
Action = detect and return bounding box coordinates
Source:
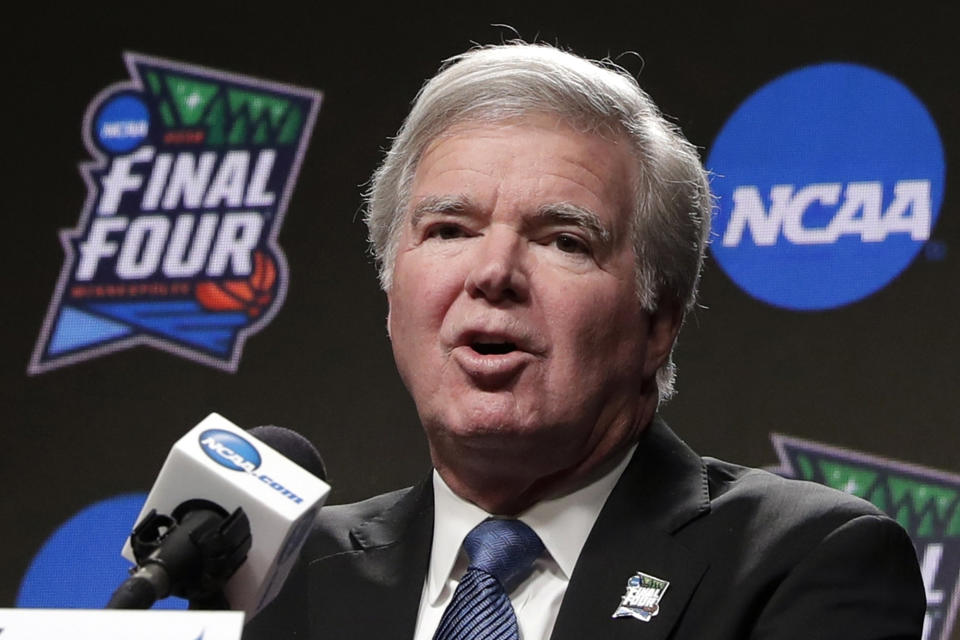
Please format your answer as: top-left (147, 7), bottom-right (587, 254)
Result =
top-left (306, 477), bottom-right (435, 640)
top-left (550, 418), bottom-right (711, 640)
top-left (300, 419), bottom-right (707, 640)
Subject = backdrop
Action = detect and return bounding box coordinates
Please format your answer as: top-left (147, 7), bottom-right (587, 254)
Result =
top-left (4, 3), bottom-right (958, 639)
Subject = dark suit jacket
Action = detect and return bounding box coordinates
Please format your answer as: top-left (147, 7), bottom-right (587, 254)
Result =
top-left (245, 419), bottom-right (925, 639)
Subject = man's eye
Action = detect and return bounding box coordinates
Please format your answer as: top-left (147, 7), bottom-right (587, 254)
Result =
top-left (554, 234), bottom-right (589, 254)
top-left (427, 224), bottom-right (466, 240)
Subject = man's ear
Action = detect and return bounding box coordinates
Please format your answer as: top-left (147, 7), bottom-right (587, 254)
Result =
top-left (642, 300), bottom-right (683, 379)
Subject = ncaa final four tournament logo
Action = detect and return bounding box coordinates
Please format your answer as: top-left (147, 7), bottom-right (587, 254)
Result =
top-left (612, 571), bottom-right (669, 622)
top-left (28, 53), bottom-right (321, 374)
top-left (771, 435), bottom-right (960, 640)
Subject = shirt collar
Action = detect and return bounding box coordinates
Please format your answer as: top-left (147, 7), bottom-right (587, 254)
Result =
top-left (426, 443), bottom-right (637, 604)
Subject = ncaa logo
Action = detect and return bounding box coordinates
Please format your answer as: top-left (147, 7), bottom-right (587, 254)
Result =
top-left (93, 93), bottom-right (149, 153)
top-left (199, 429), bottom-right (261, 472)
top-left (707, 63), bottom-right (945, 310)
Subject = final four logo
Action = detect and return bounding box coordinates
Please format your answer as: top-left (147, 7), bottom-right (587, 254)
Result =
top-left (772, 435), bottom-right (960, 640)
top-left (28, 53), bottom-right (321, 373)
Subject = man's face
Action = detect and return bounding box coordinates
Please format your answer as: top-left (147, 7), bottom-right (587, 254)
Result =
top-left (387, 115), bottom-right (676, 505)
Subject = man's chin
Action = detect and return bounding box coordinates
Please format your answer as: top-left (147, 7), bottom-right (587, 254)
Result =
top-left (432, 420), bottom-right (538, 447)
top-left (426, 414), bottom-right (575, 469)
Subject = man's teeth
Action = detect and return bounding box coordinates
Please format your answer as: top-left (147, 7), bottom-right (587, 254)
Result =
top-left (472, 342), bottom-right (517, 355)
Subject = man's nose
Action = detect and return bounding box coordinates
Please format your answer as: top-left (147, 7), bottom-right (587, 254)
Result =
top-left (464, 230), bottom-right (529, 303)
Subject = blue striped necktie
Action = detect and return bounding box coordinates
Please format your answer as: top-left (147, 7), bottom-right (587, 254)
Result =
top-left (433, 519), bottom-right (545, 640)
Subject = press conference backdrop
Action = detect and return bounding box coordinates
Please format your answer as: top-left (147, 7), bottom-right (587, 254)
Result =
top-left (4, 4), bottom-right (957, 639)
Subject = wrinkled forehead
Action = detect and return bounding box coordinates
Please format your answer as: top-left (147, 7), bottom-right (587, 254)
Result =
top-left (402, 114), bottom-right (640, 216)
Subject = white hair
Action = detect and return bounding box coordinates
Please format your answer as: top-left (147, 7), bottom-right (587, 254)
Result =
top-left (365, 43), bottom-right (712, 400)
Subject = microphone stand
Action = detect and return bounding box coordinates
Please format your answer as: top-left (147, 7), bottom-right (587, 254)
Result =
top-left (106, 499), bottom-right (251, 609)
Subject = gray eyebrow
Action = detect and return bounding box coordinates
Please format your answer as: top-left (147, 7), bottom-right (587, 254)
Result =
top-left (408, 195), bottom-right (474, 228)
top-left (533, 202), bottom-right (612, 244)
top-left (408, 196), bottom-right (613, 246)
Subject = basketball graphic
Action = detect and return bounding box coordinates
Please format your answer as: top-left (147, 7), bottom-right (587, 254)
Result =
top-left (195, 251), bottom-right (277, 317)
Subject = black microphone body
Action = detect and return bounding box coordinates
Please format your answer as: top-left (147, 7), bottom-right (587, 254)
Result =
top-left (107, 501), bottom-right (251, 609)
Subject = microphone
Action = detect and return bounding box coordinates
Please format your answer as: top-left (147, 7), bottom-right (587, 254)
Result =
top-left (248, 425), bottom-right (327, 481)
top-left (107, 413), bottom-right (330, 617)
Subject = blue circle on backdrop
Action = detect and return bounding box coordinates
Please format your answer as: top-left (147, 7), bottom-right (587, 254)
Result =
top-left (707, 63), bottom-right (945, 310)
top-left (94, 94), bottom-right (150, 153)
top-left (17, 493), bottom-right (187, 610)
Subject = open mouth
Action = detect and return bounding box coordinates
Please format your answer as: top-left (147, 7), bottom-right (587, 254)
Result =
top-left (471, 341), bottom-right (517, 355)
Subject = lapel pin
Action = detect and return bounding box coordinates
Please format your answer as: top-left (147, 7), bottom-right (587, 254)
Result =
top-left (612, 571), bottom-right (670, 622)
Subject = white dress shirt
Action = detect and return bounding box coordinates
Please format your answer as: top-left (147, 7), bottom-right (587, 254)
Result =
top-left (413, 445), bottom-right (637, 640)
